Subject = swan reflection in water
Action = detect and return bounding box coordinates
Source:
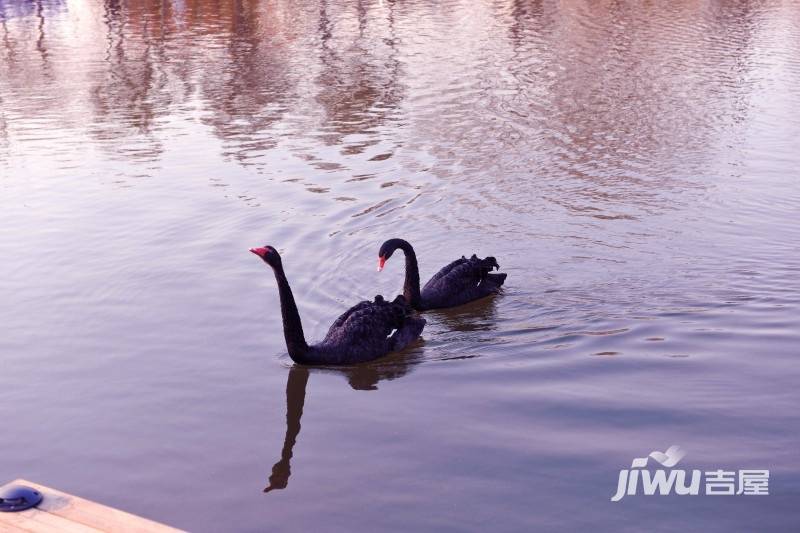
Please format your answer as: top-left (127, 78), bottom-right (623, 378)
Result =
top-left (263, 365), bottom-right (308, 493)
top-left (263, 348), bottom-right (422, 493)
top-left (263, 296), bottom-right (501, 493)
top-left (429, 295), bottom-right (502, 334)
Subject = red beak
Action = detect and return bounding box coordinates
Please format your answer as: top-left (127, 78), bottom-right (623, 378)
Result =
top-left (250, 247), bottom-right (267, 257)
top-left (377, 256), bottom-right (386, 272)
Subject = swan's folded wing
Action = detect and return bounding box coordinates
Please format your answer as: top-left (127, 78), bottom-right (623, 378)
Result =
top-left (424, 257), bottom-right (468, 286)
top-left (422, 255), bottom-right (493, 293)
top-left (323, 299), bottom-right (404, 346)
top-left (326, 300), bottom-right (372, 337)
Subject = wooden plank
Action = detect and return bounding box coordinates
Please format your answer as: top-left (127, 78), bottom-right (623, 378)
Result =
top-left (0, 507), bottom-right (104, 533)
top-left (0, 522), bottom-right (26, 532)
top-left (0, 521), bottom-right (26, 533)
top-left (0, 479), bottom-right (184, 533)
top-left (0, 519), bottom-right (30, 533)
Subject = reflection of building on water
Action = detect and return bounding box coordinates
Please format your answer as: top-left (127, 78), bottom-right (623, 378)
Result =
top-left (0, 93), bottom-right (7, 157)
top-left (90, 0), bottom-right (404, 164)
top-left (313, 0), bottom-right (403, 153)
top-left (194, 0), bottom-right (299, 163)
top-left (0, 0), bottom-right (409, 166)
top-left (0, 0), bottom-right (65, 21)
top-left (0, 0), bottom-right (788, 179)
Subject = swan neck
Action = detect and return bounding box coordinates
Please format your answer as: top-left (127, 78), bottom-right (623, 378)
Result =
top-left (272, 266), bottom-right (309, 361)
top-left (398, 241), bottom-right (421, 308)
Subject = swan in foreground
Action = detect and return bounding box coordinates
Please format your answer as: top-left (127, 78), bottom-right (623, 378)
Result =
top-left (251, 245), bottom-right (425, 364)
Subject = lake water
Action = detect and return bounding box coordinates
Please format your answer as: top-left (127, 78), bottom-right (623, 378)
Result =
top-left (1, 1), bottom-right (799, 531)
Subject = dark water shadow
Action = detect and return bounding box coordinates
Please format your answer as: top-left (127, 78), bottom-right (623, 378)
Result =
top-left (263, 344), bottom-right (423, 493)
top-left (427, 294), bottom-right (501, 333)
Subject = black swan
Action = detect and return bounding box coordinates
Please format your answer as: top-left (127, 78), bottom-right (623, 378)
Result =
top-left (377, 238), bottom-right (507, 311)
top-left (251, 245), bottom-right (425, 364)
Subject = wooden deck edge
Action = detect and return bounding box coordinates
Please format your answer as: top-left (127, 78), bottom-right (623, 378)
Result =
top-left (0, 479), bottom-right (185, 533)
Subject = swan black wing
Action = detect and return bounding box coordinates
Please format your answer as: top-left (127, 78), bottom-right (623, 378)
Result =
top-left (323, 296), bottom-right (406, 347)
top-left (326, 299), bottom-right (373, 337)
top-left (422, 255), bottom-right (497, 292)
top-left (425, 256), bottom-right (469, 286)
top-left (308, 296), bottom-right (424, 364)
top-left (421, 254), bottom-right (504, 308)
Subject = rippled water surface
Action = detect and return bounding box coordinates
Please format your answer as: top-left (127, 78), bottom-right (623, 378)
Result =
top-left (2, 1), bottom-right (799, 531)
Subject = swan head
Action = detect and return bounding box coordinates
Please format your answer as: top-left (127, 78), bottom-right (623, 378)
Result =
top-left (377, 238), bottom-right (405, 271)
top-left (250, 245), bottom-right (282, 269)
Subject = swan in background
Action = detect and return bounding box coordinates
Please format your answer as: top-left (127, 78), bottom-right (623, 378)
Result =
top-left (377, 238), bottom-right (507, 311)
